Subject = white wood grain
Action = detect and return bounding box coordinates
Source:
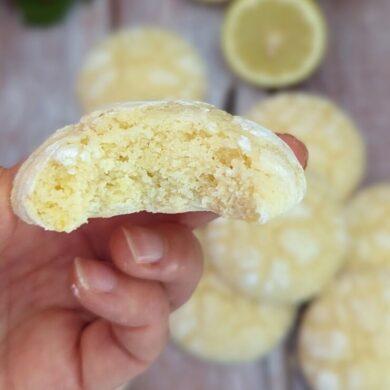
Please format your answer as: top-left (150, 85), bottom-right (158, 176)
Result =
top-left (131, 343), bottom-right (269, 390)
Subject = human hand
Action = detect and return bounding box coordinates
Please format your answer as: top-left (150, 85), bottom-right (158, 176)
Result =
top-left (0, 135), bottom-right (307, 390)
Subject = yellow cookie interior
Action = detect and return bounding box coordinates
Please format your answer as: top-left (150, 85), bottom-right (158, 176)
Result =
top-left (25, 102), bottom-right (304, 232)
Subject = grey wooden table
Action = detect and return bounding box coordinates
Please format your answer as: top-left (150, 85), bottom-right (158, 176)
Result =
top-left (0, 1), bottom-right (389, 389)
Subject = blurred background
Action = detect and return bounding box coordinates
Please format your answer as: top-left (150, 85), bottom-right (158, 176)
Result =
top-left (1, 0), bottom-right (389, 178)
top-left (0, 1), bottom-right (389, 389)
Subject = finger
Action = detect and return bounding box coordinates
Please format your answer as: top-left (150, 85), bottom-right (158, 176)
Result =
top-left (72, 257), bottom-right (169, 389)
top-left (277, 133), bottom-right (309, 169)
top-left (173, 211), bottom-right (218, 229)
top-left (0, 166), bottom-right (18, 251)
top-left (80, 320), bottom-right (168, 390)
top-left (110, 223), bottom-right (204, 310)
top-left (72, 257), bottom-right (169, 328)
top-left (82, 211), bottom-right (216, 260)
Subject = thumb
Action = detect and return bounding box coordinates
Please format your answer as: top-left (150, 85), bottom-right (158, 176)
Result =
top-left (0, 165), bottom-right (18, 252)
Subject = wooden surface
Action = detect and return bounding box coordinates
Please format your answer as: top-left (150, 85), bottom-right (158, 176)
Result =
top-left (0, 1), bottom-right (389, 389)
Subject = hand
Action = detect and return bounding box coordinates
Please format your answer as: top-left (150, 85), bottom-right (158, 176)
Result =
top-left (0, 136), bottom-right (307, 390)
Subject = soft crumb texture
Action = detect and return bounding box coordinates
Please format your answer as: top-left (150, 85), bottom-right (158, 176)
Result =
top-left (299, 269), bottom-right (390, 390)
top-left (345, 184), bottom-right (390, 270)
top-left (11, 101), bottom-right (306, 233)
top-left (198, 175), bottom-right (347, 304)
top-left (170, 267), bottom-right (295, 362)
top-left (248, 93), bottom-right (366, 199)
top-left (77, 28), bottom-right (206, 112)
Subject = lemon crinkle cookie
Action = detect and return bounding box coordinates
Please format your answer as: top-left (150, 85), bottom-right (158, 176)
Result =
top-left (345, 184), bottom-right (390, 269)
top-left (198, 175), bottom-right (347, 304)
top-left (170, 267), bottom-right (295, 362)
top-left (248, 93), bottom-right (366, 199)
top-left (299, 269), bottom-right (390, 390)
top-left (77, 28), bottom-right (206, 111)
top-left (11, 101), bottom-right (306, 233)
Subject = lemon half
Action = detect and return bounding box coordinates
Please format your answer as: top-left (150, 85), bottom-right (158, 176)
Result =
top-left (223, 0), bottom-right (327, 87)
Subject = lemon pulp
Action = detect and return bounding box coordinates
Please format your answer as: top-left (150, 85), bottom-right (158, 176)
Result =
top-left (223, 0), bottom-right (327, 87)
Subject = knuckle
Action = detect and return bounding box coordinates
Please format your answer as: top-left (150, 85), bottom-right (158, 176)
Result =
top-left (143, 282), bottom-right (169, 323)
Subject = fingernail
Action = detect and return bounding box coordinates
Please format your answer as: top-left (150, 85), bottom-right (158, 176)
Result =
top-left (74, 257), bottom-right (118, 292)
top-left (122, 226), bottom-right (164, 263)
top-left (277, 133), bottom-right (309, 169)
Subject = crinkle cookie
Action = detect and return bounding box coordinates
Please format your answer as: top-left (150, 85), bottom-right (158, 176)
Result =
top-left (170, 267), bottom-right (295, 362)
top-left (299, 269), bottom-right (390, 390)
top-left (248, 93), bottom-right (366, 199)
top-left (198, 175), bottom-right (347, 304)
top-left (345, 184), bottom-right (390, 269)
top-left (77, 28), bottom-right (206, 112)
top-left (11, 101), bottom-right (306, 233)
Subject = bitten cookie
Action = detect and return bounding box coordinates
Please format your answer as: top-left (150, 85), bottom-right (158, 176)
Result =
top-left (248, 93), bottom-right (366, 199)
top-left (11, 101), bottom-right (306, 232)
top-left (170, 267), bottom-right (295, 362)
top-left (77, 28), bottom-right (206, 112)
top-left (299, 269), bottom-right (390, 390)
top-left (345, 184), bottom-right (390, 269)
top-left (198, 175), bottom-right (347, 304)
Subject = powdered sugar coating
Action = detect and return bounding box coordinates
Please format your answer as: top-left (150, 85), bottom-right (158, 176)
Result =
top-left (346, 184), bottom-right (390, 269)
top-left (170, 267), bottom-right (295, 362)
top-left (248, 93), bottom-right (366, 199)
top-left (299, 269), bottom-right (390, 390)
top-left (198, 175), bottom-right (346, 303)
top-left (77, 28), bottom-right (206, 112)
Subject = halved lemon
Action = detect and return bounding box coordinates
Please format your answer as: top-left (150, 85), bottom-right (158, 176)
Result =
top-left (222, 0), bottom-right (327, 88)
